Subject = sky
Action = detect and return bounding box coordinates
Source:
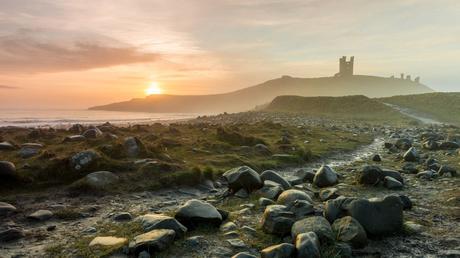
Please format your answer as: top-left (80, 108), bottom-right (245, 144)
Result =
top-left (0, 0), bottom-right (459, 109)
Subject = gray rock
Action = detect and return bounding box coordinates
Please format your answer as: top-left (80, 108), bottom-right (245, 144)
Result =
top-left (381, 169), bottom-right (404, 184)
top-left (261, 205), bottom-right (295, 235)
top-left (422, 140), bottom-right (438, 150)
top-left (403, 147), bottom-right (418, 162)
top-left (260, 170), bottom-right (291, 190)
top-left (295, 232), bottom-right (320, 258)
top-left (64, 135), bottom-right (86, 142)
top-left (324, 196), bottom-right (359, 223)
top-left (175, 199), bottom-right (222, 228)
top-left (0, 202), bottom-right (17, 216)
top-left (78, 171), bottom-right (119, 189)
top-left (260, 243), bottom-right (295, 258)
top-left (397, 194), bottom-right (413, 210)
top-left (234, 188), bottom-right (249, 198)
top-left (129, 229), bottom-right (175, 255)
top-left (223, 166), bottom-right (263, 193)
top-left (332, 216), bottom-right (368, 248)
top-left (259, 197), bottom-right (275, 207)
top-left (416, 170), bottom-right (436, 179)
top-left (313, 165), bottom-right (338, 187)
top-left (70, 150), bottom-right (100, 171)
top-left (28, 210), bottom-right (53, 221)
top-left (0, 228), bottom-right (25, 242)
top-left (138, 251), bottom-right (151, 258)
top-left (372, 154), bottom-right (382, 162)
top-left (383, 176), bottom-right (403, 190)
top-left (296, 169), bottom-right (316, 183)
top-left (82, 128), bottom-right (102, 138)
top-left (277, 189), bottom-right (313, 207)
top-left (138, 214), bottom-right (187, 238)
top-left (257, 181), bottom-right (284, 200)
top-left (220, 222), bottom-right (238, 232)
top-left (395, 138), bottom-right (412, 150)
top-left (114, 212), bottom-right (132, 221)
top-left (254, 144), bottom-right (272, 156)
top-left (319, 188), bottom-right (339, 201)
top-left (291, 216), bottom-right (334, 244)
top-left (438, 165), bottom-right (457, 177)
top-left (19, 145), bottom-right (41, 158)
top-left (124, 136), bottom-right (143, 157)
top-left (231, 252), bottom-right (257, 258)
top-left (0, 161), bottom-right (16, 178)
top-left (439, 141), bottom-right (459, 150)
top-left (227, 238), bottom-right (246, 248)
top-left (358, 166), bottom-right (382, 185)
top-left (0, 141), bottom-right (16, 151)
top-left (401, 163), bottom-right (419, 174)
top-left (347, 195), bottom-right (403, 236)
top-left (289, 200), bottom-right (314, 219)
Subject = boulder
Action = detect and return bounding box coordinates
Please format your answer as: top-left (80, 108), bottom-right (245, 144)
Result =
top-left (28, 210), bottom-right (53, 221)
top-left (295, 232), bottom-right (321, 258)
top-left (347, 195), bottom-right (403, 236)
top-left (358, 166), bottom-right (382, 185)
top-left (70, 150), bottom-right (100, 171)
top-left (383, 176), bottom-right (403, 190)
top-left (175, 199), bottom-right (222, 228)
top-left (257, 181), bottom-right (284, 200)
top-left (260, 170), bottom-right (291, 190)
top-left (0, 228), bottom-right (25, 242)
top-left (78, 171), bottom-right (119, 189)
top-left (381, 169), bottom-right (404, 184)
top-left (397, 194), bottom-right (413, 210)
top-left (395, 138), bottom-right (412, 150)
top-left (0, 202), bottom-right (17, 216)
top-left (138, 214), bottom-right (187, 238)
top-left (0, 141), bottom-right (16, 151)
top-left (129, 229), bottom-right (175, 255)
top-left (331, 216), bottom-right (368, 248)
top-left (223, 166), bottom-right (263, 193)
top-left (261, 205), bottom-right (295, 235)
top-left (124, 136), bottom-right (144, 157)
top-left (403, 147), bottom-right (418, 162)
top-left (323, 196), bottom-right (359, 223)
top-left (89, 236), bottom-right (128, 247)
top-left (291, 216), bottom-right (334, 244)
top-left (289, 200), bottom-right (315, 219)
top-left (319, 188), bottom-right (339, 201)
top-left (0, 161), bottom-right (16, 179)
top-left (261, 243), bottom-right (295, 258)
top-left (416, 170), bottom-right (436, 180)
top-left (277, 189), bottom-right (313, 207)
top-left (82, 128), bottom-right (102, 139)
top-left (313, 165), bottom-right (338, 187)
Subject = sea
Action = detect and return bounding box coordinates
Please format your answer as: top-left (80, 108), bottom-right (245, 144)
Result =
top-left (0, 109), bottom-right (202, 128)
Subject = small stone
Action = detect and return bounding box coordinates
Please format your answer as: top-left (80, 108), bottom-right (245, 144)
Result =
top-left (259, 197), bottom-right (275, 207)
top-left (227, 238), bottom-right (246, 248)
top-left (89, 236), bottom-right (128, 247)
top-left (220, 222), bottom-right (238, 232)
top-left (372, 154), bottom-right (381, 162)
top-left (383, 176), bottom-right (403, 190)
top-left (114, 212), bottom-right (132, 221)
top-left (232, 252), bottom-right (257, 258)
top-left (28, 210), bottom-right (53, 221)
top-left (0, 202), bottom-right (17, 216)
top-left (129, 229), bottom-right (175, 255)
top-left (261, 243), bottom-right (295, 258)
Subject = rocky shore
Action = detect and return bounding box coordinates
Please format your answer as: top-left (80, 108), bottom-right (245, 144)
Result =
top-left (0, 112), bottom-right (459, 257)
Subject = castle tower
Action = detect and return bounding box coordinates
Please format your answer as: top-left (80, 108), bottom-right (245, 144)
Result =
top-left (337, 56), bottom-right (354, 77)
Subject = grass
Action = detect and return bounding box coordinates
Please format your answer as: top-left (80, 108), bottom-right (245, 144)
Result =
top-left (0, 120), bottom-right (373, 196)
top-left (264, 95), bottom-right (414, 123)
top-left (379, 92), bottom-right (460, 125)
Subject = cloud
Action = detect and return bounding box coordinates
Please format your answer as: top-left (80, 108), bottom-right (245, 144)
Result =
top-left (0, 33), bottom-right (160, 73)
top-left (0, 85), bottom-right (20, 89)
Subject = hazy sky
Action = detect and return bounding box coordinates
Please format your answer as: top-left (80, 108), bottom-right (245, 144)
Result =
top-left (1, 0), bottom-right (459, 109)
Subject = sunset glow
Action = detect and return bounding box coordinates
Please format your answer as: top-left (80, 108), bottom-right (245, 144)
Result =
top-left (145, 82), bottom-right (162, 95)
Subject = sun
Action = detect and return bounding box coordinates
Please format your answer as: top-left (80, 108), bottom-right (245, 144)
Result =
top-left (145, 82), bottom-right (162, 95)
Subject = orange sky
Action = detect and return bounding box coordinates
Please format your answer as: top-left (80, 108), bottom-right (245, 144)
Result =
top-left (1, 0), bottom-right (459, 109)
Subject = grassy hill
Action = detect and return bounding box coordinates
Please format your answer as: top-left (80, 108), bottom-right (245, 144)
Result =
top-left (90, 75), bottom-right (433, 113)
top-left (264, 95), bottom-right (412, 122)
top-left (379, 92), bottom-right (460, 125)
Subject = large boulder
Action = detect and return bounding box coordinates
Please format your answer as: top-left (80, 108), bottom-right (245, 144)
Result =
top-left (295, 232), bottom-right (321, 258)
top-left (403, 147), bottom-right (418, 162)
top-left (291, 216), bottom-right (334, 244)
top-left (0, 161), bottom-right (16, 179)
top-left (358, 166), bottom-right (382, 185)
top-left (223, 166), bottom-right (263, 193)
top-left (346, 195), bottom-right (403, 236)
top-left (277, 189), bottom-right (313, 207)
top-left (261, 205), bottom-right (295, 236)
top-left (129, 229), bottom-right (175, 255)
top-left (260, 170), bottom-right (291, 190)
top-left (137, 214), bottom-right (187, 238)
top-left (332, 216), bottom-right (368, 248)
top-left (323, 196), bottom-right (359, 223)
top-left (289, 200), bottom-right (315, 219)
top-left (175, 199), bottom-right (222, 228)
top-left (70, 150), bottom-right (100, 171)
top-left (261, 243), bottom-right (295, 258)
top-left (313, 165), bottom-right (338, 187)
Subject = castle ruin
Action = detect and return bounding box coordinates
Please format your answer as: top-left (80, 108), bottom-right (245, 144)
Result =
top-left (335, 56), bottom-right (354, 77)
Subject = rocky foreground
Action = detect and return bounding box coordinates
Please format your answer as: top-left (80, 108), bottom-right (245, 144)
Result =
top-left (0, 114), bottom-right (459, 258)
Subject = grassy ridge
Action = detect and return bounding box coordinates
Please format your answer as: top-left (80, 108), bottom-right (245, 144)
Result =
top-left (379, 92), bottom-right (460, 125)
top-left (264, 95), bottom-right (412, 123)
